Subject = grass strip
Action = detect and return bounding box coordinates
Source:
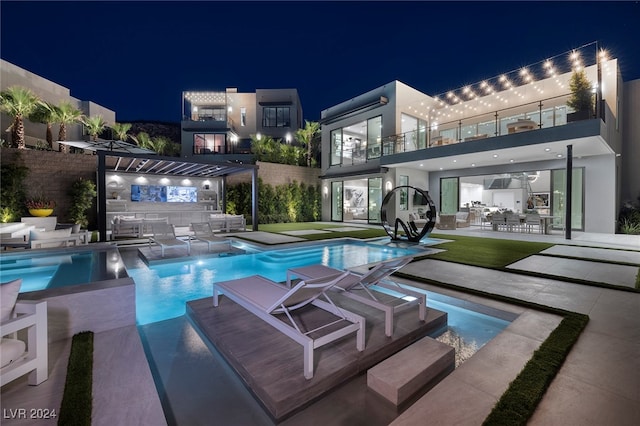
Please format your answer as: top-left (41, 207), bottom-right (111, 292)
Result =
top-left (428, 233), bottom-right (554, 268)
top-left (395, 271), bottom-right (589, 426)
top-left (58, 331), bottom-right (93, 426)
top-left (483, 313), bottom-right (588, 425)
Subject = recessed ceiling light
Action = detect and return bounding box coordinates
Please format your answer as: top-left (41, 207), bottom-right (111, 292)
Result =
top-left (419, 163), bottom-right (423, 167)
top-left (545, 148), bottom-right (551, 152)
top-left (493, 154), bottom-right (499, 158)
top-left (510, 159), bottom-right (515, 163)
top-left (439, 167), bottom-right (443, 170)
top-left (557, 154), bottom-right (563, 158)
top-left (453, 159), bottom-right (457, 163)
top-left (471, 163), bottom-right (476, 167)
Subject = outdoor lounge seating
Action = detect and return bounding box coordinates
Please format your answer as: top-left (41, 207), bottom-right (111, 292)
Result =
top-left (213, 272), bottom-right (365, 379)
top-left (208, 214), bottom-right (246, 232)
top-left (29, 228), bottom-right (86, 249)
top-left (149, 223), bottom-right (190, 257)
top-left (190, 222), bottom-right (232, 252)
top-left (1, 279), bottom-right (48, 386)
top-left (286, 256), bottom-right (426, 337)
top-left (435, 214), bottom-right (456, 230)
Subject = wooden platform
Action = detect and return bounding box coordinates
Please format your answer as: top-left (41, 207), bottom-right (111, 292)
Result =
top-left (187, 291), bottom-right (447, 421)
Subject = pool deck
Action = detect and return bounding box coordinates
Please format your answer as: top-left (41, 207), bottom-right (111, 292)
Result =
top-left (1, 225), bottom-right (638, 425)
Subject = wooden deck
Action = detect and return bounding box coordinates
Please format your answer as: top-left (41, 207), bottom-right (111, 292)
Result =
top-left (187, 290), bottom-right (447, 421)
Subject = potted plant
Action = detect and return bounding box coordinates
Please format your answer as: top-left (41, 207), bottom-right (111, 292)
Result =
top-left (567, 69), bottom-right (594, 122)
top-left (26, 195), bottom-right (56, 217)
top-left (68, 178), bottom-right (97, 228)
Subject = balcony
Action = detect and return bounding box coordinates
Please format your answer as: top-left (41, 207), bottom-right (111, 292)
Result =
top-left (387, 94), bottom-right (600, 155)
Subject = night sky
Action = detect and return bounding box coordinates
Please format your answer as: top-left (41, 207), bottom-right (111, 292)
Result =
top-left (2, 1), bottom-right (639, 123)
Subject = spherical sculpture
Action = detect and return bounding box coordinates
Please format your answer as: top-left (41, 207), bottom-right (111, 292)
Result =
top-left (380, 186), bottom-right (436, 242)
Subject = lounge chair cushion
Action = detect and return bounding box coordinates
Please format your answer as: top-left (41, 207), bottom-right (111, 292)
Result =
top-left (0, 338), bottom-right (26, 368)
top-left (29, 228), bottom-right (72, 241)
top-left (1, 278), bottom-right (22, 322)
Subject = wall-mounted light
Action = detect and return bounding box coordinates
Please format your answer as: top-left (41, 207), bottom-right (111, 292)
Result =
top-left (385, 181), bottom-right (393, 191)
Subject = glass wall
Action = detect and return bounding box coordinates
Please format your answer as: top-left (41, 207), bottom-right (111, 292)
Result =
top-left (330, 129), bottom-right (342, 166)
top-left (551, 168), bottom-right (584, 230)
top-left (331, 181), bottom-right (343, 221)
top-left (367, 116), bottom-right (382, 159)
top-left (193, 133), bottom-right (227, 154)
top-left (440, 177), bottom-right (459, 214)
top-left (368, 177), bottom-right (382, 223)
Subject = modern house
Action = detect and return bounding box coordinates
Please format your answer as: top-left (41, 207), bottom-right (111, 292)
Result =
top-left (181, 87), bottom-right (303, 163)
top-left (0, 59), bottom-right (116, 149)
top-left (319, 43), bottom-right (639, 234)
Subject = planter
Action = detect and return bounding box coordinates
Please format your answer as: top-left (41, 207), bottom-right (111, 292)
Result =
top-left (567, 110), bottom-right (592, 123)
top-left (29, 209), bottom-right (54, 217)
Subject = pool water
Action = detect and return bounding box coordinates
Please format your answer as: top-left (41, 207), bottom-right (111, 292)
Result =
top-left (0, 249), bottom-right (123, 292)
top-left (128, 241), bottom-right (422, 325)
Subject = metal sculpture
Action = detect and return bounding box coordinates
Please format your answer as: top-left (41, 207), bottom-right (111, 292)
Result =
top-left (380, 186), bottom-right (436, 242)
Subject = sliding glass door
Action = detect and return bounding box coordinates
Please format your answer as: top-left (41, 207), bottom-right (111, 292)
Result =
top-left (551, 168), bottom-right (584, 230)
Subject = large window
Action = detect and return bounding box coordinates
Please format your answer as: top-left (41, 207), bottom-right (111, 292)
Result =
top-left (262, 107), bottom-right (290, 127)
top-left (194, 133), bottom-right (227, 154)
top-left (551, 168), bottom-right (584, 230)
top-left (331, 181), bottom-right (343, 221)
top-left (367, 116), bottom-right (382, 159)
top-left (197, 106), bottom-right (226, 122)
top-left (440, 177), bottom-right (459, 214)
top-left (330, 129), bottom-right (343, 166)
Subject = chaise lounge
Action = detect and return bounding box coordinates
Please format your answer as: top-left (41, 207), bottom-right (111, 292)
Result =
top-left (286, 256), bottom-right (426, 337)
top-left (190, 222), bottom-right (232, 252)
top-left (149, 223), bottom-right (190, 257)
top-left (213, 272), bottom-right (365, 379)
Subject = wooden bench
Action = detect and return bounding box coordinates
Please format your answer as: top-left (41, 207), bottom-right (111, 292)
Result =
top-left (367, 336), bottom-right (454, 406)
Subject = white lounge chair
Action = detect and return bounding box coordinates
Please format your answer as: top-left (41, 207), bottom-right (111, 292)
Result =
top-left (1, 279), bottom-right (48, 386)
top-left (190, 222), bottom-right (232, 252)
top-left (286, 256), bottom-right (426, 337)
top-left (149, 223), bottom-right (190, 257)
top-left (213, 272), bottom-right (365, 379)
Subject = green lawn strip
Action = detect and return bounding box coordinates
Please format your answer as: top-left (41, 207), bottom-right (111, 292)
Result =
top-left (299, 229), bottom-right (389, 240)
top-left (258, 222), bottom-right (343, 232)
top-left (394, 272), bottom-right (588, 426)
top-left (58, 331), bottom-right (93, 426)
top-left (428, 234), bottom-right (554, 268)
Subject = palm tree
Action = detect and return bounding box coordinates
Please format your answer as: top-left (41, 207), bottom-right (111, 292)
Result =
top-left (111, 122), bottom-right (132, 142)
top-left (0, 86), bottom-right (40, 149)
top-left (294, 120), bottom-right (320, 167)
top-left (54, 101), bottom-right (83, 153)
top-left (148, 136), bottom-right (170, 155)
top-left (29, 101), bottom-right (57, 149)
top-left (83, 115), bottom-right (106, 141)
top-left (131, 131), bottom-right (152, 149)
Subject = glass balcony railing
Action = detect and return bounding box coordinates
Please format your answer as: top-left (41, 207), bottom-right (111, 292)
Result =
top-left (380, 93), bottom-right (596, 156)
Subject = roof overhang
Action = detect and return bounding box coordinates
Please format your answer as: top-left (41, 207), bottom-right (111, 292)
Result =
top-left (96, 151), bottom-right (257, 178)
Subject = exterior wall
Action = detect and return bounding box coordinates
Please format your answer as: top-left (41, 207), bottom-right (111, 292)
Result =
top-left (0, 59), bottom-right (116, 149)
top-left (622, 79), bottom-right (640, 204)
top-left (227, 161), bottom-right (321, 187)
top-left (0, 148), bottom-right (98, 225)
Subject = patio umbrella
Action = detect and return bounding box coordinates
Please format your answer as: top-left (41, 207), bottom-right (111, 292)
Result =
top-left (58, 140), bottom-right (156, 154)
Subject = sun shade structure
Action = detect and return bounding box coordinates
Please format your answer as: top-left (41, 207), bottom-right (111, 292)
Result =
top-left (58, 140), bottom-right (156, 154)
top-left (96, 151), bottom-right (258, 241)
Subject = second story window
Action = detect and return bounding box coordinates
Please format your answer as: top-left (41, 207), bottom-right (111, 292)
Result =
top-left (240, 107), bottom-right (246, 126)
top-left (198, 106), bottom-right (226, 121)
top-left (262, 107), bottom-right (290, 127)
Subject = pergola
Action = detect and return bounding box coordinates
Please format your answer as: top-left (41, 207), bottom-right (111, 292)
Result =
top-left (96, 151), bottom-right (258, 242)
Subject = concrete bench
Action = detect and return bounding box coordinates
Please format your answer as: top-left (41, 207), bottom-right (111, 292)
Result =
top-left (367, 336), bottom-right (454, 406)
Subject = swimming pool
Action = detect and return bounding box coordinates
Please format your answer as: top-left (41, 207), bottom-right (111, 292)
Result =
top-left (127, 240), bottom-right (423, 325)
top-left (0, 246), bottom-right (127, 292)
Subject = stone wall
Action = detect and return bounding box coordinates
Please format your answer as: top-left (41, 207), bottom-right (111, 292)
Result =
top-left (226, 161), bottom-right (321, 187)
top-left (1, 150), bottom-right (322, 226)
top-left (1, 148), bottom-right (97, 224)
